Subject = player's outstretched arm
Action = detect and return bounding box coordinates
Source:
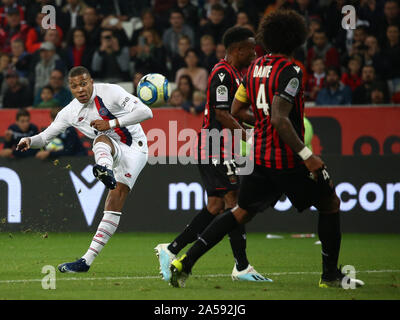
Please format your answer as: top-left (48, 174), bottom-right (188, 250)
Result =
top-left (271, 95), bottom-right (324, 175)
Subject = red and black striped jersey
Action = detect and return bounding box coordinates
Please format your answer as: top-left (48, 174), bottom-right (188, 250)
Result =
top-left (242, 54), bottom-right (305, 169)
top-left (198, 59), bottom-right (242, 160)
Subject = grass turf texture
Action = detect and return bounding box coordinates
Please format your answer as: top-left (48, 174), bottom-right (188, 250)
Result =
top-left (0, 232), bottom-right (399, 300)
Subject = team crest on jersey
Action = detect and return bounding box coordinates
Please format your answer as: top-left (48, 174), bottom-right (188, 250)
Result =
top-left (216, 85), bottom-right (228, 102)
top-left (285, 78), bottom-right (300, 97)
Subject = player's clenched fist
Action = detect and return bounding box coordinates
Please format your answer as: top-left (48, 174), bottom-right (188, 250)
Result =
top-left (16, 137), bottom-right (31, 151)
top-left (90, 119), bottom-right (111, 131)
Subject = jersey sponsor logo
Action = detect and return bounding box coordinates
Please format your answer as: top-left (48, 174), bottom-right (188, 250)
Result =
top-left (78, 117), bottom-right (84, 122)
top-left (121, 97), bottom-right (130, 108)
top-left (125, 173), bottom-right (132, 178)
top-left (284, 78), bottom-right (300, 97)
top-left (216, 85), bottom-right (228, 102)
top-left (218, 72), bottom-right (226, 82)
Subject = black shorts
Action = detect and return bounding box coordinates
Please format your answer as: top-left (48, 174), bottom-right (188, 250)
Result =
top-left (238, 164), bottom-right (335, 214)
top-left (198, 159), bottom-right (240, 197)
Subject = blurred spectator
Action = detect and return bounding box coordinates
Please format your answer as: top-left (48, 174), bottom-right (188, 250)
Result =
top-left (172, 0), bottom-right (199, 30)
top-left (132, 70), bottom-right (144, 96)
top-left (234, 11), bottom-right (250, 28)
top-left (0, 52), bottom-right (10, 81)
top-left (133, 28), bottom-right (167, 76)
top-left (377, 0), bottom-right (400, 44)
top-left (352, 65), bottom-right (389, 104)
top-left (363, 35), bottom-right (385, 77)
top-left (341, 55), bottom-right (362, 91)
top-left (288, 0), bottom-right (320, 21)
top-left (306, 57), bottom-right (326, 101)
top-left (0, 108), bottom-right (38, 158)
top-left (62, 27), bottom-right (94, 72)
top-left (35, 106), bottom-right (87, 160)
top-left (91, 28), bottom-right (130, 83)
top-left (347, 26), bottom-right (369, 57)
top-left (10, 38), bottom-right (31, 78)
top-left (34, 85), bottom-right (60, 108)
top-left (382, 24), bottom-right (400, 95)
top-left (306, 28), bottom-right (340, 72)
top-left (96, 0), bottom-right (148, 20)
top-left (130, 9), bottom-right (160, 58)
top-left (200, 0), bottom-right (236, 28)
top-left (0, 7), bottom-right (30, 54)
top-left (175, 48), bottom-right (208, 92)
top-left (0, 0), bottom-right (25, 29)
top-left (199, 34), bottom-right (218, 73)
top-left (316, 67), bottom-right (352, 105)
top-left (215, 43), bottom-right (226, 60)
top-left (31, 41), bottom-right (65, 94)
top-left (199, 3), bottom-right (231, 45)
top-left (34, 69), bottom-right (72, 107)
top-left (370, 84), bottom-right (387, 105)
top-left (263, 0), bottom-right (287, 17)
top-left (43, 28), bottom-right (63, 53)
top-left (82, 6), bottom-right (101, 47)
top-left (182, 90), bottom-right (206, 115)
top-left (177, 74), bottom-right (194, 103)
top-left (61, 0), bottom-right (86, 32)
top-left (167, 88), bottom-right (185, 108)
top-left (162, 8), bottom-right (195, 57)
top-left (25, 12), bottom-right (63, 54)
top-left (2, 67), bottom-right (32, 108)
top-left (169, 34), bottom-right (192, 81)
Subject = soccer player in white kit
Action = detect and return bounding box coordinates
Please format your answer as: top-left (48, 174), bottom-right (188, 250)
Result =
top-left (17, 66), bottom-right (153, 272)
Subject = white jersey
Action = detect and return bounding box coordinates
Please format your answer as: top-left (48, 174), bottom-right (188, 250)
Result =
top-left (30, 83), bottom-right (150, 153)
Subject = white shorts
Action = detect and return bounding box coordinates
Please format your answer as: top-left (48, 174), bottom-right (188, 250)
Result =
top-left (107, 137), bottom-right (148, 190)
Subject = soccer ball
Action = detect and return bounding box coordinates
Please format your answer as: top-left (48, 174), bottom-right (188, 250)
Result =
top-left (45, 137), bottom-right (64, 151)
top-left (137, 73), bottom-right (170, 107)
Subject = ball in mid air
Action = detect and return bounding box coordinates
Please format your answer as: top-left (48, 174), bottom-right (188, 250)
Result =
top-left (137, 73), bottom-right (170, 108)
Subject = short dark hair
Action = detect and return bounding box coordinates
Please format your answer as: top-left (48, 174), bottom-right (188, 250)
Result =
top-left (211, 3), bottom-right (225, 13)
top-left (68, 66), bottom-right (91, 78)
top-left (326, 66), bottom-right (341, 77)
top-left (42, 85), bottom-right (54, 94)
top-left (223, 26), bottom-right (254, 50)
top-left (16, 108), bottom-right (30, 121)
top-left (257, 10), bottom-right (307, 56)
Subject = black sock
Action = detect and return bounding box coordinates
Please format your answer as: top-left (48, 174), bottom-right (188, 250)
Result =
top-left (183, 209), bottom-right (239, 273)
top-left (168, 207), bottom-right (215, 255)
top-left (228, 224), bottom-right (249, 271)
top-left (318, 212), bottom-right (341, 275)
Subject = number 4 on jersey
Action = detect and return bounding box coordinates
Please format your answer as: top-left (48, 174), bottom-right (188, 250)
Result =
top-left (256, 83), bottom-right (269, 115)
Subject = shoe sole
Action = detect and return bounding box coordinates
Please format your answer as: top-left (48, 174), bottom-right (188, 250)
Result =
top-left (154, 245), bottom-right (173, 281)
top-left (93, 166), bottom-right (116, 189)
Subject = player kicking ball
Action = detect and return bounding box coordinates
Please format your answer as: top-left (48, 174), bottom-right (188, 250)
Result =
top-left (17, 66), bottom-right (152, 273)
top-left (168, 11), bottom-right (364, 289)
top-left (155, 27), bottom-right (271, 283)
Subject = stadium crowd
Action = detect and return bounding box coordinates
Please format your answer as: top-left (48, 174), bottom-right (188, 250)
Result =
top-left (0, 0), bottom-right (399, 159)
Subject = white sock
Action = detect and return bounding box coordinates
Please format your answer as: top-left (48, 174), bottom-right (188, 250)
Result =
top-left (93, 142), bottom-right (113, 169)
top-left (82, 211), bottom-right (121, 265)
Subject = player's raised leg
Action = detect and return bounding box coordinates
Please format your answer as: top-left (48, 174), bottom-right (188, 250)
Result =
top-left (92, 135), bottom-right (117, 190)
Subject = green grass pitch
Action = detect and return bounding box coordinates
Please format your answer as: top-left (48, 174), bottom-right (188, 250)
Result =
top-left (0, 232), bottom-right (399, 300)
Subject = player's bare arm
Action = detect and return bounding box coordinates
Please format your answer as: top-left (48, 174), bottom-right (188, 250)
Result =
top-left (214, 108), bottom-right (248, 141)
top-left (231, 97), bottom-right (255, 127)
top-left (271, 95), bottom-right (324, 175)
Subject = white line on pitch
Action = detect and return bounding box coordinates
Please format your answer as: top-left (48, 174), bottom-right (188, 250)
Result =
top-left (1, 269), bottom-right (399, 284)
